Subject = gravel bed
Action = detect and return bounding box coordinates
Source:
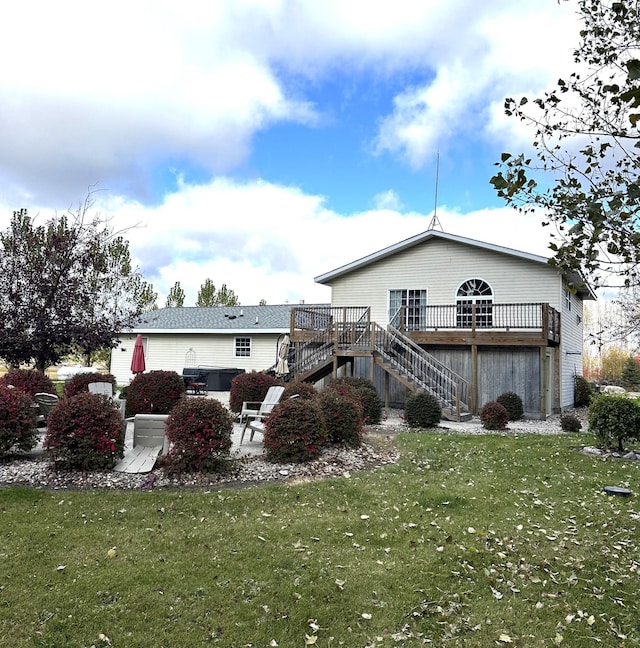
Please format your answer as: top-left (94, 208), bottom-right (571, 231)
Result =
top-left (0, 410), bottom-right (588, 492)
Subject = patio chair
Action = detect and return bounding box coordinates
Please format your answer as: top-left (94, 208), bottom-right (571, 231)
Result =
top-left (240, 385), bottom-right (285, 443)
top-left (88, 382), bottom-right (114, 397)
top-left (33, 392), bottom-right (59, 425)
top-left (113, 414), bottom-right (170, 473)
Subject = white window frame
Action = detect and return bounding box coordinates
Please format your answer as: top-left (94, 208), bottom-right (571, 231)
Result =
top-left (235, 336), bottom-right (252, 357)
top-left (456, 279), bottom-right (494, 328)
top-left (388, 289), bottom-right (427, 330)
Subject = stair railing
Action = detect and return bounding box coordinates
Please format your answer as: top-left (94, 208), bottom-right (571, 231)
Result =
top-left (373, 321), bottom-right (469, 415)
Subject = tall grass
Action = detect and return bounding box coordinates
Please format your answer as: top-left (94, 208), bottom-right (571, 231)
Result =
top-left (0, 432), bottom-right (638, 646)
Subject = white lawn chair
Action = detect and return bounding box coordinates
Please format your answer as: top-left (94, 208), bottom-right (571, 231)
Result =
top-left (113, 414), bottom-right (170, 473)
top-left (88, 382), bottom-right (114, 397)
top-left (240, 385), bottom-right (285, 443)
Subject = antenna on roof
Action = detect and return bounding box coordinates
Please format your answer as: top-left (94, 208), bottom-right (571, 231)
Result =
top-left (428, 151), bottom-right (444, 231)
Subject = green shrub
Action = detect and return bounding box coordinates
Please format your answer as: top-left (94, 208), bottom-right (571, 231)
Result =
top-left (126, 370), bottom-right (185, 416)
top-left (574, 375), bottom-right (594, 408)
top-left (63, 372), bottom-right (116, 398)
top-left (560, 411), bottom-right (582, 433)
top-left (1, 368), bottom-right (56, 397)
top-left (404, 392), bottom-right (441, 428)
top-left (329, 377), bottom-right (383, 425)
top-left (0, 385), bottom-right (38, 456)
top-left (621, 356), bottom-right (640, 391)
top-left (164, 398), bottom-right (234, 473)
top-left (496, 391), bottom-right (524, 421)
top-left (318, 389), bottom-right (363, 447)
top-left (263, 398), bottom-right (327, 463)
top-left (588, 394), bottom-right (640, 451)
top-left (480, 401), bottom-right (509, 430)
top-left (229, 372), bottom-right (281, 413)
top-left (44, 392), bottom-right (124, 470)
top-left (282, 379), bottom-right (318, 401)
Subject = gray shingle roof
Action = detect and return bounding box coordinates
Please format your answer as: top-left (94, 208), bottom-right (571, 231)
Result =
top-left (131, 304), bottom-right (329, 333)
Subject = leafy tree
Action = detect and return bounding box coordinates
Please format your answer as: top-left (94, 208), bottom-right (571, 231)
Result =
top-left (165, 281), bottom-right (186, 308)
top-left (214, 283), bottom-right (240, 306)
top-left (600, 345), bottom-right (629, 383)
top-left (196, 278), bottom-right (217, 307)
top-left (0, 196), bottom-right (150, 372)
top-left (195, 279), bottom-right (240, 307)
top-left (490, 0), bottom-right (640, 289)
top-left (76, 235), bottom-right (157, 365)
top-left (621, 356), bottom-right (640, 390)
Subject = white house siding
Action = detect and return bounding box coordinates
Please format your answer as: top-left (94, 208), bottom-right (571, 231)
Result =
top-left (559, 285), bottom-right (585, 409)
top-left (111, 333), bottom-right (282, 386)
top-left (328, 238), bottom-right (563, 323)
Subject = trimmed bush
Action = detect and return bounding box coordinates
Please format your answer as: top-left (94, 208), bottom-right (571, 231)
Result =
top-left (164, 398), bottom-right (234, 473)
top-left (318, 389), bottom-right (364, 447)
top-left (404, 392), bottom-right (441, 428)
top-left (64, 372), bottom-right (116, 398)
top-left (496, 391), bottom-right (524, 421)
top-left (229, 372), bottom-right (281, 414)
top-left (329, 377), bottom-right (383, 425)
top-left (480, 401), bottom-right (510, 430)
top-left (44, 392), bottom-right (125, 469)
top-left (263, 398), bottom-right (327, 463)
top-left (588, 394), bottom-right (640, 451)
top-left (574, 375), bottom-right (594, 408)
top-left (560, 411), bottom-right (582, 433)
top-left (126, 370), bottom-right (185, 416)
top-left (1, 368), bottom-right (56, 397)
top-left (0, 385), bottom-right (38, 455)
top-left (282, 379), bottom-right (318, 401)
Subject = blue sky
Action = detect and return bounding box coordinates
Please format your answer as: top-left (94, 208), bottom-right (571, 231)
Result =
top-left (0, 0), bottom-right (582, 306)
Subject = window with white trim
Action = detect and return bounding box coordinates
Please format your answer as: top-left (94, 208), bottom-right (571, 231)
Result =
top-left (456, 279), bottom-right (493, 328)
top-left (235, 336), bottom-right (251, 357)
top-left (563, 288), bottom-right (572, 311)
top-left (389, 289), bottom-right (427, 330)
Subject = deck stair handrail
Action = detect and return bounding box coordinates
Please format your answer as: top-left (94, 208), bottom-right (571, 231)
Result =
top-left (372, 321), bottom-right (469, 416)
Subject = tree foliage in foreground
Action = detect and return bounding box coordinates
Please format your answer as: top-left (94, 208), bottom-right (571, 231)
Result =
top-left (491, 0), bottom-right (640, 289)
top-left (0, 195), bottom-right (155, 371)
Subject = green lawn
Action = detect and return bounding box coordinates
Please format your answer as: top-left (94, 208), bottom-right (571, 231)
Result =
top-left (1, 432), bottom-right (638, 647)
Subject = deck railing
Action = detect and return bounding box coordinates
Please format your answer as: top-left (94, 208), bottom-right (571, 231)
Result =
top-left (291, 306), bottom-right (370, 332)
top-left (390, 303), bottom-right (560, 341)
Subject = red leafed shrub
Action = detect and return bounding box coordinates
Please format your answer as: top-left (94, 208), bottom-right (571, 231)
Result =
top-left (282, 379), bottom-right (318, 401)
top-left (1, 368), bottom-right (56, 397)
top-left (318, 389), bottom-right (364, 447)
top-left (480, 401), bottom-right (510, 430)
top-left (263, 397), bottom-right (327, 463)
top-left (64, 372), bottom-right (116, 398)
top-left (0, 385), bottom-right (38, 455)
top-left (126, 371), bottom-right (185, 416)
top-left (328, 377), bottom-right (383, 425)
top-left (164, 398), bottom-right (234, 473)
top-left (229, 372), bottom-right (281, 413)
top-left (44, 392), bottom-right (125, 469)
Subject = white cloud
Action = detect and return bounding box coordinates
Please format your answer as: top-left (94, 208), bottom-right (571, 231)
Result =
top-left (95, 178), bottom-right (556, 306)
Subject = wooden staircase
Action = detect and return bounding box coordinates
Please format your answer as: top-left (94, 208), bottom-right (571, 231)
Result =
top-left (293, 319), bottom-right (471, 422)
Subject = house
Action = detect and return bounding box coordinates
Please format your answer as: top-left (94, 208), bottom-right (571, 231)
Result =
top-left (113, 229), bottom-right (593, 420)
top-left (288, 229), bottom-right (595, 419)
top-left (110, 304), bottom-right (325, 388)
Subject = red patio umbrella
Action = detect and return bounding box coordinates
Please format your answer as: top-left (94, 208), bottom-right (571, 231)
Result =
top-left (130, 335), bottom-right (146, 374)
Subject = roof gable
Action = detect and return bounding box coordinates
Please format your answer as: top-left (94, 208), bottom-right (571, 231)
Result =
top-left (315, 229), bottom-right (596, 300)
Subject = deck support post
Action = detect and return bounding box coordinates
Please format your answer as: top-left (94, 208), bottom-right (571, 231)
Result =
top-left (470, 344), bottom-right (478, 414)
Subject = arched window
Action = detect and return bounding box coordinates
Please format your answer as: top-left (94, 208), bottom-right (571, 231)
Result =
top-left (456, 279), bottom-right (493, 328)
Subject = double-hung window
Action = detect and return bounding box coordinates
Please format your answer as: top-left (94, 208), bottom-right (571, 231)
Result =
top-left (235, 337), bottom-right (251, 357)
top-left (389, 289), bottom-right (427, 330)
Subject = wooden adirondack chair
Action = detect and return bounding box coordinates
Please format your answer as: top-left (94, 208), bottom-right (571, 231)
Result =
top-left (113, 414), bottom-right (170, 473)
top-left (240, 385), bottom-right (285, 443)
